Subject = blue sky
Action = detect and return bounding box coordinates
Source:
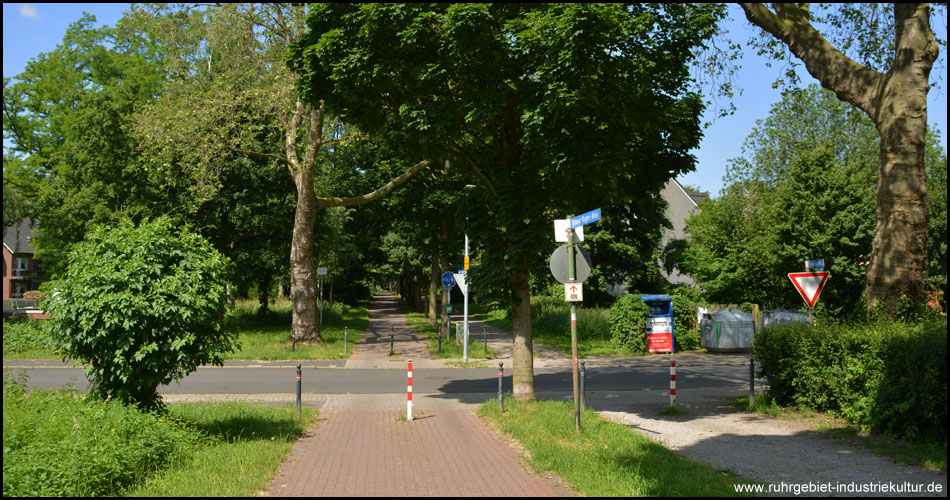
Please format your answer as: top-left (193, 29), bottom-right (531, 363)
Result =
top-left (4, 3), bottom-right (947, 197)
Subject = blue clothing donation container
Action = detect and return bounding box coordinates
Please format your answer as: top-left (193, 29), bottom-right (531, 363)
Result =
top-left (640, 295), bottom-right (674, 353)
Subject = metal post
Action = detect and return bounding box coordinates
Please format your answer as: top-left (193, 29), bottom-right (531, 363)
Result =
top-left (483, 327), bottom-right (488, 357)
top-left (438, 325), bottom-right (442, 353)
top-left (463, 233), bottom-right (469, 364)
top-left (568, 227), bottom-right (580, 434)
top-left (292, 326), bottom-right (295, 352)
top-left (319, 275), bottom-right (324, 327)
top-left (580, 360), bottom-right (586, 411)
top-left (390, 327), bottom-right (394, 356)
top-left (749, 357), bottom-right (756, 410)
top-left (296, 363), bottom-right (302, 416)
top-left (344, 326), bottom-right (348, 353)
top-left (498, 361), bottom-right (504, 413)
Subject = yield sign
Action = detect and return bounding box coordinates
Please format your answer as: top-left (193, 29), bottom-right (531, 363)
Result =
top-left (788, 272), bottom-right (830, 308)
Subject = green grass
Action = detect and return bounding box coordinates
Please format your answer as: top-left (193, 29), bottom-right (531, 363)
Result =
top-left (228, 298), bottom-right (369, 360)
top-left (658, 405), bottom-right (688, 417)
top-left (2, 298), bottom-right (369, 361)
top-left (2, 318), bottom-right (58, 359)
top-left (731, 394), bottom-right (947, 473)
top-left (477, 397), bottom-right (756, 496)
top-left (400, 301), bottom-right (498, 359)
top-left (3, 372), bottom-right (317, 497)
top-left (470, 302), bottom-right (636, 357)
top-left (126, 402), bottom-right (317, 496)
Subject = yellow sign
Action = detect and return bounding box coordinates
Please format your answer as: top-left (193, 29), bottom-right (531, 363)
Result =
top-left (464, 256), bottom-right (470, 271)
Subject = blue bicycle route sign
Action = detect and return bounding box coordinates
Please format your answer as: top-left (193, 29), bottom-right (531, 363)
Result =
top-left (441, 272), bottom-right (456, 288)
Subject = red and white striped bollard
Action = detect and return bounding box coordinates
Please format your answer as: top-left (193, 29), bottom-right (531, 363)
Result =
top-left (407, 360), bottom-right (413, 421)
top-left (670, 355), bottom-right (677, 407)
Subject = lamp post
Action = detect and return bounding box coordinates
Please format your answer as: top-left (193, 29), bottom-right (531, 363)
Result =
top-left (461, 184), bottom-right (475, 364)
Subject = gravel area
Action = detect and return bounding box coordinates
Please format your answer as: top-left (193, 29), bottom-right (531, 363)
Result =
top-left (582, 387), bottom-right (947, 497)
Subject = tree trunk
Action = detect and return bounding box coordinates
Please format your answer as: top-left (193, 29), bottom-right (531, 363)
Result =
top-left (258, 275), bottom-right (272, 319)
top-left (291, 157), bottom-right (321, 342)
top-left (739, 2), bottom-right (938, 316)
top-left (440, 214), bottom-right (451, 339)
top-left (429, 254), bottom-right (438, 325)
top-left (510, 268), bottom-right (535, 401)
top-left (867, 83), bottom-right (930, 314)
top-left (441, 258), bottom-right (450, 340)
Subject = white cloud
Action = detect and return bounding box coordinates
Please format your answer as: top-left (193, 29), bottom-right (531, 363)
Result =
top-left (19, 4), bottom-right (40, 20)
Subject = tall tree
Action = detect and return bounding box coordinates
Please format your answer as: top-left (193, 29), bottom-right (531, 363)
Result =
top-left (680, 85), bottom-right (946, 316)
top-left (739, 3), bottom-right (942, 316)
top-left (291, 3), bottom-right (724, 399)
top-left (128, 4), bottom-right (427, 342)
top-left (3, 15), bottom-right (164, 273)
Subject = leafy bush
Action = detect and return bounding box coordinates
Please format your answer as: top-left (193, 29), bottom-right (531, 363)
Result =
top-left (2, 319), bottom-right (53, 354)
top-left (3, 373), bottom-right (195, 497)
top-left (44, 217), bottom-right (237, 410)
top-left (608, 294), bottom-right (648, 353)
top-left (752, 319), bottom-right (947, 444)
top-left (671, 286), bottom-right (702, 351)
top-left (872, 320), bottom-right (947, 443)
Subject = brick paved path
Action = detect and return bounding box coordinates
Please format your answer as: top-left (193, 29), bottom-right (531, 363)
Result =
top-left (263, 292), bottom-right (576, 497)
top-left (347, 291), bottom-right (432, 362)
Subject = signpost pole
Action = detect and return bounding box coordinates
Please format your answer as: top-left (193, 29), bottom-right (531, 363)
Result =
top-left (568, 227), bottom-right (581, 435)
top-left (463, 234), bottom-right (470, 364)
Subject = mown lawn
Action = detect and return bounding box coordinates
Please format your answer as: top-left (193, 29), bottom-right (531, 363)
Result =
top-left (477, 397), bottom-right (756, 497)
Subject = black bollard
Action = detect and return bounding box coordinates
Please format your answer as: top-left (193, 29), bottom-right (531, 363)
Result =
top-left (296, 363), bottom-right (302, 416)
top-left (498, 361), bottom-right (504, 413)
top-left (580, 360), bottom-right (586, 411)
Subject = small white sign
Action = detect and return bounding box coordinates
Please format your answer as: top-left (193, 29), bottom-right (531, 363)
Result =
top-left (646, 317), bottom-right (672, 334)
top-left (554, 219), bottom-right (584, 242)
top-left (317, 267), bottom-right (328, 275)
top-left (564, 282), bottom-right (583, 302)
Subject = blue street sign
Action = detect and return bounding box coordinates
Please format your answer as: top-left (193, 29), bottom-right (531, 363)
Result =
top-left (805, 259), bottom-right (825, 272)
top-left (441, 272), bottom-right (456, 288)
top-left (570, 208), bottom-right (601, 228)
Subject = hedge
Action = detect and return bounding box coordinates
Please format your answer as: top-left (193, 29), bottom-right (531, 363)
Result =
top-left (752, 318), bottom-right (947, 444)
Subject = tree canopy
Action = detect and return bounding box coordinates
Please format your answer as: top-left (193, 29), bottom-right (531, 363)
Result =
top-left (290, 3), bottom-right (726, 399)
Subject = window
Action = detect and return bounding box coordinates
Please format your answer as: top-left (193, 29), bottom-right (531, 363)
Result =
top-left (14, 257), bottom-right (29, 276)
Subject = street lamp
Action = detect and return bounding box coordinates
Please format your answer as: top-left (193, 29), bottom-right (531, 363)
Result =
top-left (461, 184), bottom-right (475, 363)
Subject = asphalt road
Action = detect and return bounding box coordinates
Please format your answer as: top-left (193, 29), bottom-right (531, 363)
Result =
top-left (3, 363), bottom-right (752, 396)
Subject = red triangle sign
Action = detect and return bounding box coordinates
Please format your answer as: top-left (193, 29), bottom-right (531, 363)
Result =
top-left (788, 272), bottom-right (830, 308)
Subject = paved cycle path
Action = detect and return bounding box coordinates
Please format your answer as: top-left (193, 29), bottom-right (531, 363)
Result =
top-left (263, 292), bottom-right (576, 497)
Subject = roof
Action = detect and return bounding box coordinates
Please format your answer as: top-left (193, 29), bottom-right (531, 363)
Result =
top-left (3, 219), bottom-right (38, 255)
top-left (687, 190), bottom-right (708, 206)
top-left (669, 179), bottom-right (708, 208)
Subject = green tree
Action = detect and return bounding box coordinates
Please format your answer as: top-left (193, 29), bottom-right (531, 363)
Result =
top-left (127, 4), bottom-right (428, 342)
top-left (739, 3), bottom-right (943, 316)
top-left (3, 14), bottom-right (164, 273)
top-left (682, 85), bottom-right (946, 317)
top-left (44, 217), bottom-right (235, 410)
top-left (291, 3), bottom-right (724, 399)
